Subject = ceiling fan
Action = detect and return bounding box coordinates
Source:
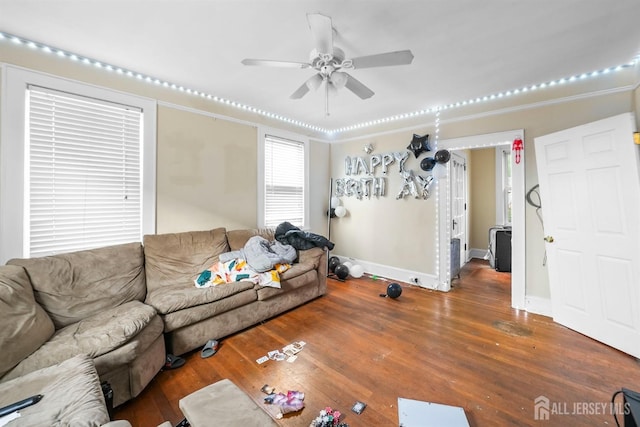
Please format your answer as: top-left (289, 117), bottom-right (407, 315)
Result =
top-left (241, 13), bottom-right (414, 115)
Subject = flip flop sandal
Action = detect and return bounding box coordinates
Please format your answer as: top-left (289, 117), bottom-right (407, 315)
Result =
top-left (164, 354), bottom-right (185, 369)
top-left (201, 339), bottom-right (219, 358)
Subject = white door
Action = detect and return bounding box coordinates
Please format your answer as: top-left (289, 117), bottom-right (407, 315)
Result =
top-left (535, 113), bottom-right (640, 357)
top-left (450, 152), bottom-right (468, 264)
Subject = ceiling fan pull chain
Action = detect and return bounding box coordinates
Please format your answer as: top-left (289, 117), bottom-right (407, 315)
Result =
top-left (325, 78), bottom-right (330, 116)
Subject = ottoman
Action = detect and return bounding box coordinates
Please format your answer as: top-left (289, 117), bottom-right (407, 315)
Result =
top-left (179, 379), bottom-right (278, 427)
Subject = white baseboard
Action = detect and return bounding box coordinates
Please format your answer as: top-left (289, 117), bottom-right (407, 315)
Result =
top-left (330, 254), bottom-right (439, 290)
top-left (469, 248), bottom-right (488, 260)
top-left (525, 296), bottom-right (552, 317)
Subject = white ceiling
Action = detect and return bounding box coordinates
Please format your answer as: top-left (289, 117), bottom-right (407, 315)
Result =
top-left (2, 0), bottom-right (640, 132)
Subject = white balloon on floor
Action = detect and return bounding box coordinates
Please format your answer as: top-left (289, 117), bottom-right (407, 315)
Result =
top-left (350, 264), bottom-right (364, 278)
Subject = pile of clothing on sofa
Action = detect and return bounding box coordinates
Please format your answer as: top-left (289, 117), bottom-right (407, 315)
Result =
top-left (195, 222), bottom-right (333, 289)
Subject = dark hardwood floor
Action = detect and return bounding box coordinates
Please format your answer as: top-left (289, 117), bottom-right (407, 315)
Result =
top-left (114, 259), bottom-right (640, 426)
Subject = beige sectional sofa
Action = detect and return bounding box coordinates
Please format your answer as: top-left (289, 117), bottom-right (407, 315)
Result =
top-left (143, 227), bottom-right (328, 356)
top-left (0, 226), bottom-right (327, 424)
top-left (2, 242), bottom-right (166, 408)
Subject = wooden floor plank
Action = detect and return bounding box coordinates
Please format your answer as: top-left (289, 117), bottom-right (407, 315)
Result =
top-left (114, 259), bottom-right (640, 426)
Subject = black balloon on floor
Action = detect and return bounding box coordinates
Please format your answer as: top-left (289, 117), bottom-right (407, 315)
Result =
top-left (386, 282), bottom-right (403, 298)
top-left (334, 264), bottom-right (349, 280)
top-left (328, 256), bottom-right (341, 272)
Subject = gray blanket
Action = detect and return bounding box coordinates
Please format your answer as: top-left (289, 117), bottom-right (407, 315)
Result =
top-left (219, 236), bottom-right (297, 273)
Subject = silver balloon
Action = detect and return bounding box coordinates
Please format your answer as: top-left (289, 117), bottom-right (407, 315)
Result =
top-left (363, 143), bottom-right (374, 154)
top-left (396, 170), bottom-right (419, 199)
top-left (355, 180), bottom-right (364, 199)
top-left (416, 174), bottom-right (435, 199)
top-left (360, 177), bottom-right (373, 198)
top-left (335, 179), bottom-right (345, 196)
top-left (373, 177), bottom-right (386, 197)
top-left (345, 178), bottom-right (357, 196)
top-left (370, 154), bottom-right (382, 175)
top-left (355, 157), bottom-right (369, 175)
top-left (344, 156), bottom-right (353, 175)
top-left (382, 153), bottom-right (395, 175)
top-left (394, 151), bottom-right (410, 173)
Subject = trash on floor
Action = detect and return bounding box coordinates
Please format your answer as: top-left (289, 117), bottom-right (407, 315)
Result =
top-left (255, 340), bottom-right (306, 364)
top-left (310, 406), bottom-right (349, 426)
top-left (351, 401), bottom-right (367, 414)
top-left (264, 390), bottom-right (305, 418)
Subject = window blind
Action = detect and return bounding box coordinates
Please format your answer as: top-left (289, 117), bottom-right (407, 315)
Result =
top-left (264, 135), bottom-right (305, 227)
top-left (27, 85), bottom-right (143, 256)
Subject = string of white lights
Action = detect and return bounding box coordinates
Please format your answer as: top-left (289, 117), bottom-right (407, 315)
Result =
top-left (1, 31), bottom-right (638, 137)
top-left (0, 31), bottom-right (330, 133)
top-left (433, 108), bottom-right (441, 289)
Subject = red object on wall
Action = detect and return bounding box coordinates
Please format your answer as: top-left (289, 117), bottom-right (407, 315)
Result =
top-left (512, 138), bottom-right (523, 164)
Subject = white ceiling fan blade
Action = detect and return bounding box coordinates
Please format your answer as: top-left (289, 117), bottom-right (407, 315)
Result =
top-left (241, 58), bottom-right (311, 69)
top-left (290, 74), bottom-right (323, 99)
top-left (350, 50), bottom-right (414, 69)
top-left (344, 73), bottom-right (375, 99)
top-left (307, 13), bottom-right (333, 55)
top-left (290, 82), bottom-right (310, 99)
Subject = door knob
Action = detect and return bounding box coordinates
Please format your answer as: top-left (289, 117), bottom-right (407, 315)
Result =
top-left (544, 236), bottom-right (554, 243)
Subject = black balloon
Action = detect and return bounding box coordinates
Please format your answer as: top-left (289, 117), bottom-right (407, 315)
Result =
top-left (334, 264), bottom-right (349, 280)
top-left (420, 157), bottom-right (436, 171)
top-left (328, 256), bottom-right (341, 272)
top-left (407, 134), bottom-right (431, 158)
top-left (434, 149), bottom-right (451, 164)
top-left (387, 282), bottom-right (402, 298)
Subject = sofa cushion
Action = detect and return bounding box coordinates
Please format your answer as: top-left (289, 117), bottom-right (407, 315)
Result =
top-left (146, 280), bottom-right (255, 315)
top-left (93, 315), bottom-right (165, 374)
top-left (227, 228), bottom-right (275, 251)
top-left (144, 228), bottom-right (229, 292)
top-left (1, 300), bottom-right (157, 382)
top-left (8, 242), bottom-right (146, 329)
top-left (161, 289), bottom-right (257, 332)
top-left (0, 354), bottom-right (110, 427)
top-left (0, 265), bottom-right (55, 379)
top-left (256, 269), bottom-right (318, 301)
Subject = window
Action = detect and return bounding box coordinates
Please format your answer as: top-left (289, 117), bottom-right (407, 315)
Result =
top-left (259, 132), bottom-right (308, 228)
top-left (26, 86), bottom-right (143, 256)
top-left (0, 66), bottom-right (156, 263)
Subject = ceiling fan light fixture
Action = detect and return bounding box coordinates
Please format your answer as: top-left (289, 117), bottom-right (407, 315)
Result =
top-left (331, 71), bottom-right (348, 89)
top-left (306, 73), bottom-right (323, 91)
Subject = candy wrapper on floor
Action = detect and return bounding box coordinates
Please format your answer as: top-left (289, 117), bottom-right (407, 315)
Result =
top-left (264, 390), bottom-right (305, 418)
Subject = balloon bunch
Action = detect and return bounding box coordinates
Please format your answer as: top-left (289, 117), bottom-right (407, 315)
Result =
top-left (328, 256), bottom-right (364, 280)
top-left (329, 196), bottom-right (347, 218)
top-left (420, 149), bottom-right (450, 179)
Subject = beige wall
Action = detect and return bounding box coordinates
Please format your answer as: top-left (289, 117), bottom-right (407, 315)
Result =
top-left (329, 130), bottom-right (437, 273)
top-left (468, 148), bottom-right (496, 251)
top-left (156, 106), bottom-right (258, 233)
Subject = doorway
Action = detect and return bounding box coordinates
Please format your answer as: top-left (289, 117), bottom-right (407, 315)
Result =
top-left (436, 130), bottom-right (525, 310)
top-left (450, 152), bottom-right (468, 270)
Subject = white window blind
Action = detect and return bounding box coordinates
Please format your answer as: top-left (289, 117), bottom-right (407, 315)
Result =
top-left (263, 135), bottom-right (305, 227)
top-left (26, 85), bottom-right (143, 257)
